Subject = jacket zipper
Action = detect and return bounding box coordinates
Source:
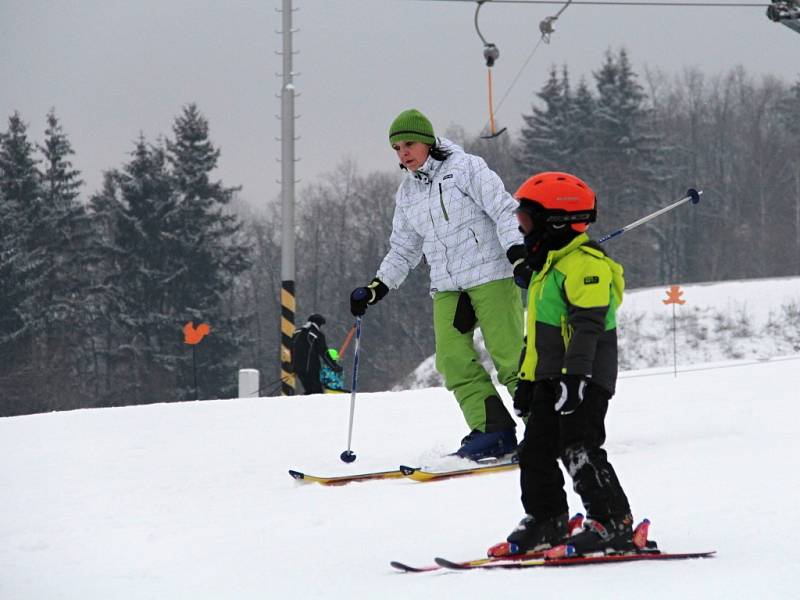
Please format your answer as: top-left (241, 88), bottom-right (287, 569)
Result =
top-left (429, 182), bottom-right (453, 282)
top-left (438, 183), bottom-right (449, 221)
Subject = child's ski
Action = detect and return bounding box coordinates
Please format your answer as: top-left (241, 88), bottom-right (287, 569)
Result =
top-left (433, 550), bottom-right (716, 570)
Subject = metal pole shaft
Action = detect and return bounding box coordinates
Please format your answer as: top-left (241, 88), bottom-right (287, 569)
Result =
top-left (596, 189), bottom-right (702, 244)
top-left (345, 317), bottom-right (362, 452)
top-left (673, 303), bottom-right (678, 378)
top-left (279, 0), bottom-right (297, 395)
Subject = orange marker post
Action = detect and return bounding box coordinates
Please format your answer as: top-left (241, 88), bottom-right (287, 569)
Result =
top-left (184, 321), bottom-right (211, 399)
top-left (662, 286), bottom-right (686, 377)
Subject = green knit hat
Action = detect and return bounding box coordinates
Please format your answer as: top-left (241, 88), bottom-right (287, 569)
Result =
top-left (389, 109), bottom-right (435, 146)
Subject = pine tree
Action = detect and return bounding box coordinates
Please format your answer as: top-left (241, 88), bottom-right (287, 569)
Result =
top-left (89, 137), bottom-right (181, 404)
top-left (166, 104), bottom-right (252, 400)
top-left (88, 106), bottom-right (251, 405)
top-left (564, 78), bottom-right (598, 179)
top-left (590, 49), bottom-right (670, 285)
top-left (40, 110), bottom-right (83, 210)
top-left (517, 66), bottom-right (600, 180)
top-left (591, 49), bottom-right (646, 206)
top-left (0, 112), bottom-right (45, 413)
top-left (517, 66), bottom-right (572, 174)
top-left (35, 110), bottom-right (96, 408)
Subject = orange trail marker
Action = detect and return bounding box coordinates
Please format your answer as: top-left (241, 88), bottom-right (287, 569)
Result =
top-left (184, 322), bottom-right (211, 345)
top-left (662, 286), bottom-right (686, 377)
top-left (183, 321), bottom-right (211, 400)
top-left (662, 285), bottom-right (686, 306)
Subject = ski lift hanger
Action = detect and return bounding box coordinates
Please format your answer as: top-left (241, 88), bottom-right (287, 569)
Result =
top-left (473, 0), bottom-right (575, 139)
top-left (474, 0), bottom-right (507, 138)
top-left (425, 0), bottom-right (779, 140)
top-left (767, 1), bottom-right (800, 33)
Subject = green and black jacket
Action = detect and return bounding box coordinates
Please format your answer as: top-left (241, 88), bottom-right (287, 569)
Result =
top-left (518, 233), bottom-right (624, 395)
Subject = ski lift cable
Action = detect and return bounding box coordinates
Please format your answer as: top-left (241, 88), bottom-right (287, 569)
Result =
top-left (430, 1), bottom-right (769, 7)
top-left (493, 36), bottom-right (546, 116)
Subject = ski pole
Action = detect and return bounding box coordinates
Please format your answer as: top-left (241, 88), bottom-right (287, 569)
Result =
top-left (596, 188), bottom-right (702, 244)
top-left (340, 311), bottom-right (364, 463)
top-left (338, 324), bottom-right (356, 356)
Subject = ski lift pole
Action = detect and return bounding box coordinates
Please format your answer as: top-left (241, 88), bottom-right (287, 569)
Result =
top-left (596, 188), bottom-right (702, 245)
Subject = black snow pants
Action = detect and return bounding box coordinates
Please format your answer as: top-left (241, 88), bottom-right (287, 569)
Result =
top-left (296, 371), bottom-right (323, 395)
top-left (518, 380), bottom-right (631, 522)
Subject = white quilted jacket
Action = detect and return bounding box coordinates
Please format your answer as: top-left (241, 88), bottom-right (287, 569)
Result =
top-left (376, 139), bottom-right (522, 294)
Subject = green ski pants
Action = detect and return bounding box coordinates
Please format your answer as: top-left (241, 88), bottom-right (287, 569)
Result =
top-left (433, 277), bottom-right (524, 432)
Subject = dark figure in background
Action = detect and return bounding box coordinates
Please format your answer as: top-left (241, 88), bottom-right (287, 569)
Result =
top-left (291, 314), bottom-right (342, 395)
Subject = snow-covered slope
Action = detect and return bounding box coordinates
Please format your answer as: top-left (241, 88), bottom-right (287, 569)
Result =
top-left (401, 276), bottom-right (800, 389)
top-left (1, 355), bottom-right (798, 599)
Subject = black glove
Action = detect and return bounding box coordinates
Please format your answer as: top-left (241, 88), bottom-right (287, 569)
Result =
top-left (507, 245), bottom-right (533, 289)
top-left (349, 277), bottom-right (389, 317)
top-left (554, 374), bottom-right (588, 415)
top-left (513, 379), bottom-right (536, 418)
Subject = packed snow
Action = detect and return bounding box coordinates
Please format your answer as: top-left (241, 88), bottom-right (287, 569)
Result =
top-left (402, 276), bottom-right (800, 388)
top-left (1, 277), bottom-right (799, 599)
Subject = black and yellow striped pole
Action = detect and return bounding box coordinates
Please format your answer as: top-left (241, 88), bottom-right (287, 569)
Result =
top-left (279, 0), bottom-right (297, 396)
top-left (280, 280), bottom-right (295, 395)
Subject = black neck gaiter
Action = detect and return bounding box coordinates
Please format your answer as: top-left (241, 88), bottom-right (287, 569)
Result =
top-left (524, 227), bottom-right (579, 272)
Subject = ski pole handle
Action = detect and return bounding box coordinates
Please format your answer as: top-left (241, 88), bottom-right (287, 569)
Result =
top-left (596, 188), bottom-right (702, 244)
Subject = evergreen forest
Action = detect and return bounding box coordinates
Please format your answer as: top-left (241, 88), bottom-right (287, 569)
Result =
top-left (2, 51), bottom-right (800, 415)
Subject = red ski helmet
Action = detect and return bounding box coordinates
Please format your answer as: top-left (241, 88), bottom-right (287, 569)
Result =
top-left (514, 171), bottom-right (597, 233)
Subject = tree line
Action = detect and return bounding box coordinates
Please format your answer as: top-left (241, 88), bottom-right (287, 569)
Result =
top-left (0, 105), bottom-right (250, 415)
top-left (2, 50), bottom-right (799, 416)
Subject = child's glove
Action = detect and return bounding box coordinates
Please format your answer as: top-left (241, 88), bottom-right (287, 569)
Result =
top-left (554, 374), bottom-right (587, 415)
top-left (513, 380), bottom-right (536, 418)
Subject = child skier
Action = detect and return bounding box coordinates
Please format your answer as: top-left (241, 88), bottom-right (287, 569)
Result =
top-left (320, 348), bottom-right (346, 393)
top-left (497, 171), bottom-right (634, 557)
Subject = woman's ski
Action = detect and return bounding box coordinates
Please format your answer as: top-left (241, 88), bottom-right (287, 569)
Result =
top-left (289, 457), bottom-right (518, 486)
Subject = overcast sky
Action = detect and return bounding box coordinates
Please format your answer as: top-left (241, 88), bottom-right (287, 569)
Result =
top-left (2, 0), bottom-right (798, 208)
